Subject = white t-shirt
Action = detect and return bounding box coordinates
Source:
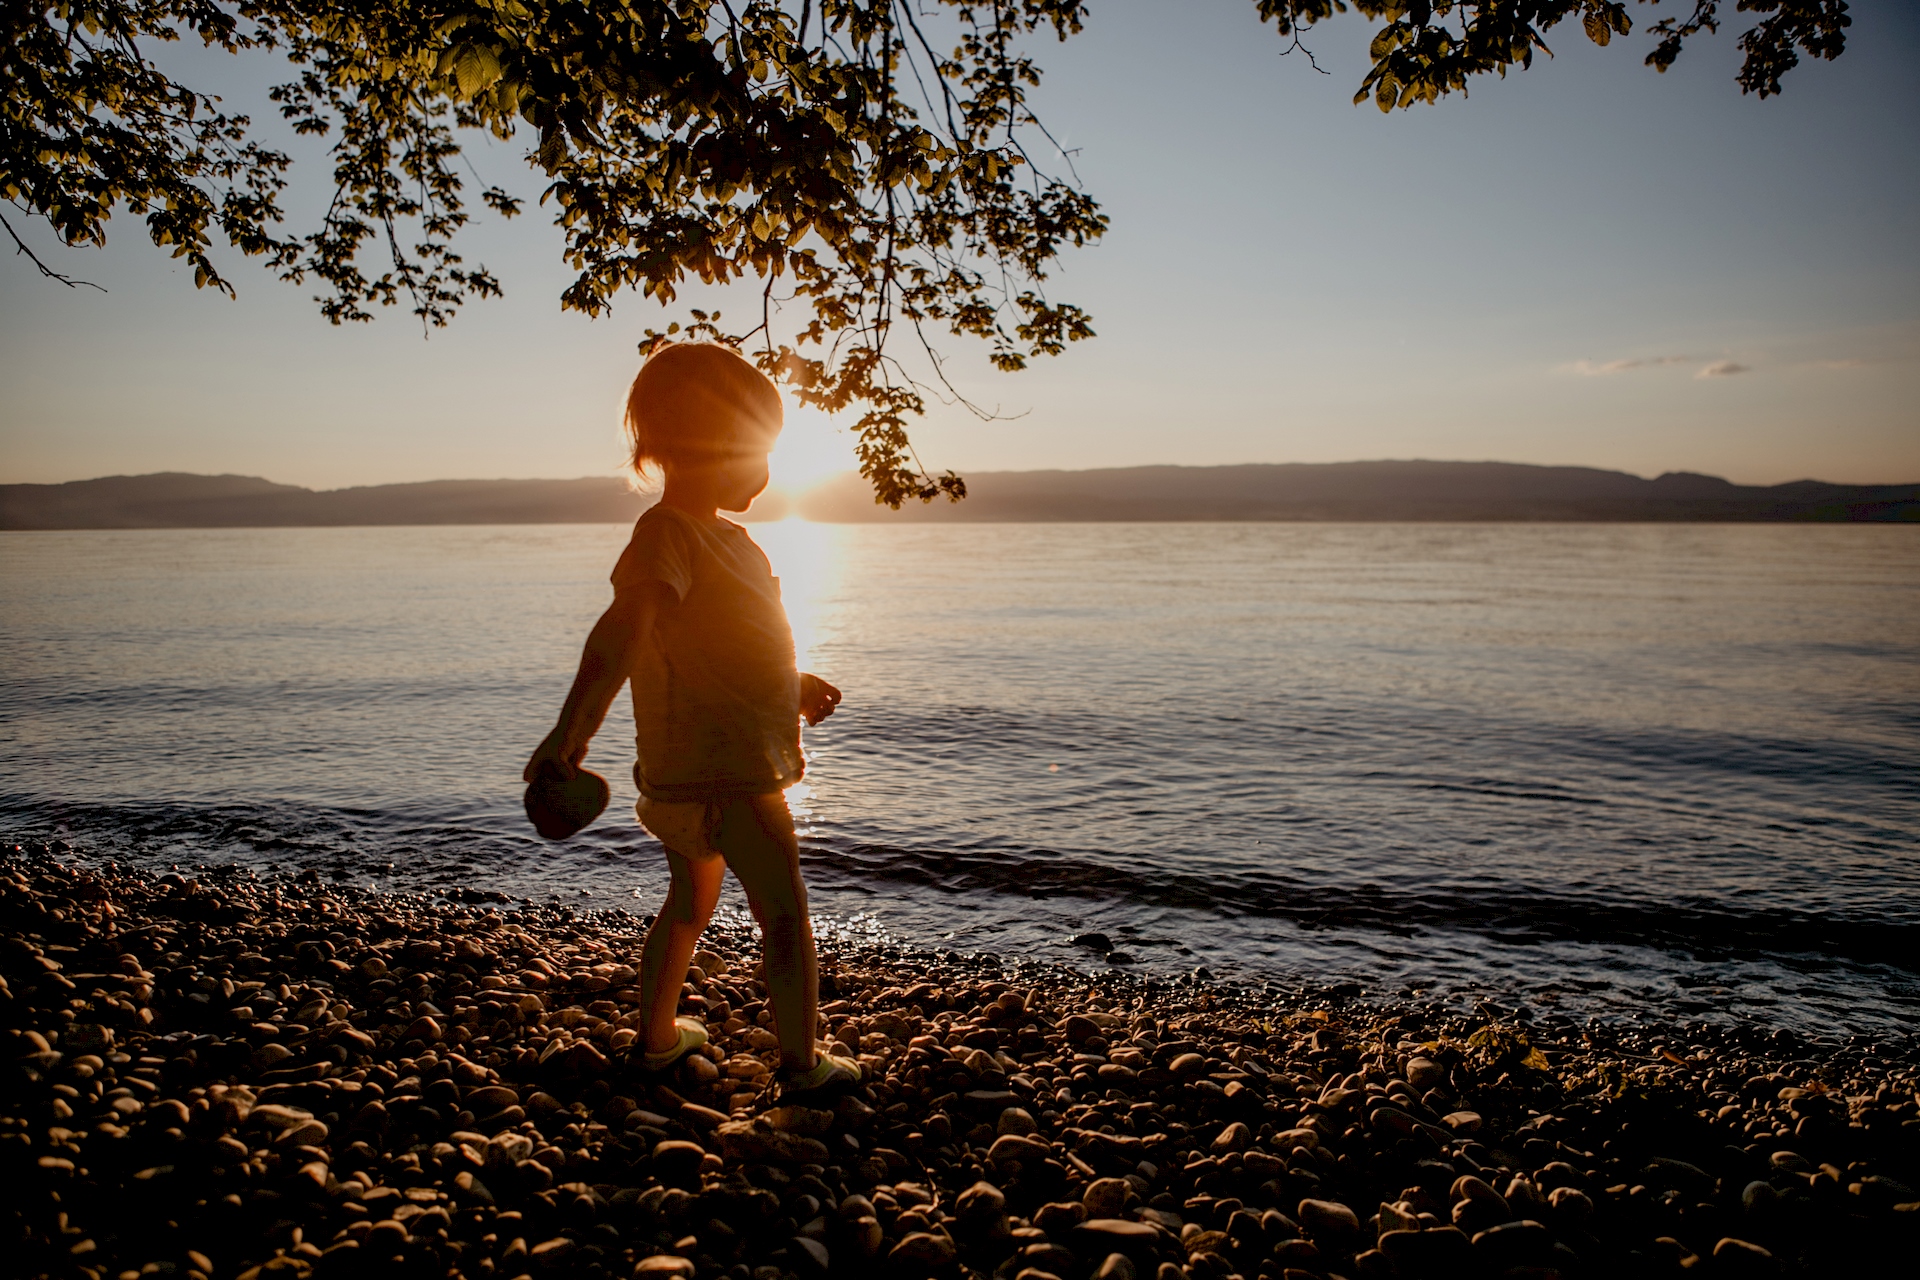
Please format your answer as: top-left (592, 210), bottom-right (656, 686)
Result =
top-left (611, 505), bottom-right (803, 800)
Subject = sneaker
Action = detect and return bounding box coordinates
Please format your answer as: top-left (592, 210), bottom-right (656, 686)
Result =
top-left (778, 1052), bottom-right (862, 1101)
top-left (639, 1017), bottom-right (709, 1072)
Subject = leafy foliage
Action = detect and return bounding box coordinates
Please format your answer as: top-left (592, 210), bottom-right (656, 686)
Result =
top-left (1254, 2), bottom-right (1850, 110)
top-left (1, 2), bottom-right (295, 295)
top-left (4, 1), bottom-right (1851, 505)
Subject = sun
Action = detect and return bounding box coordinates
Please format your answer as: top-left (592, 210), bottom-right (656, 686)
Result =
top-left (767, 404), bottom-right (854, 496)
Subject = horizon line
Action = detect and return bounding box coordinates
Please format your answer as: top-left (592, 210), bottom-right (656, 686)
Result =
top-left (8, 459), bottom-right (1920, 492)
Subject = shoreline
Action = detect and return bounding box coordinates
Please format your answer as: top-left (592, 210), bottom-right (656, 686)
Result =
top-left (4, 849), bottom-right (1916, 1279)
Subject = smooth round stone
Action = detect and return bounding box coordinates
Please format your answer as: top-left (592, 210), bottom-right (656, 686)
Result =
top-left (1713, 1237), bottom-right (1776, 1276)
top-left (650, 1140), bottom-right (707, 1180)
top-left (788, 1236), bottom-right (830, 1277)
top-left (957, 1180), bottom-right (1007, 1222)
top-left (889, 1232), bottom-right (958, 1267)
top-left (997, 1107), bottom-right (1038, 1136)
top-left (1082, 1177), bottom-right (1129, 1218)
top-left (1470, 1219), bottom-right (1552, 1265)
top-left (1063, 1015), bottom-right (1102, 1044)
top-left (1210, 1122), bottom-right (1251, 1153)
top-left (1072, 1218), bottom-right (1161, 1263)
top-left (1021, 1242), bottom-right (1080, 1276)
top-left (967, 1089), bottom-right (1019, 1111)
top-left (988, 1134), bottom-right (1052, 1164)
top-left (1296, 1198), bottom-right (1360, 1239)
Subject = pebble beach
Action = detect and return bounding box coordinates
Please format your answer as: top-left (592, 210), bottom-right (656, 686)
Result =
top-left (6, 847), bottom-right (1917, 1280)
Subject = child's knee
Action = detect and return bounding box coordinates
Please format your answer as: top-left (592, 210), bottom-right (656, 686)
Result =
top-left (662, 862), bottom-right (721, 924)
top-left (661, 891), bottom-right (708, 926)
top-left (755, 905), bottom-right (810, 942)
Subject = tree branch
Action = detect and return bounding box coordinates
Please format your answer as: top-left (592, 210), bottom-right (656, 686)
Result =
top-left (1, 211), bottom-right (106, 293)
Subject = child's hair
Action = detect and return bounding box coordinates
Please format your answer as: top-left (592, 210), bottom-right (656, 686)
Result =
top-left (624, 342), bottom-right (783, 479)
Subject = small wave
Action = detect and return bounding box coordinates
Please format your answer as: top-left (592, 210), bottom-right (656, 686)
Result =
top-left (13, 793), bottom-right (1913, 973)
top-left (794, 833), bottom-right (1920, 971)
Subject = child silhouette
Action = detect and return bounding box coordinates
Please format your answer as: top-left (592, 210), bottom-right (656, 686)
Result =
top-left (524, 342), bottom-right (856, 1098)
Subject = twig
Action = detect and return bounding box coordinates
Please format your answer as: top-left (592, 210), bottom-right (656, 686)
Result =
top-left (1277, 30), bottom-right (1330, 75)
top-left (1, 212), bottom-right (107, 292)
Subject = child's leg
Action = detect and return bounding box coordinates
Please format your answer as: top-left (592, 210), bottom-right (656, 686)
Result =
top-left (637, 842), bottom-right (725, 1055)
top-left (715, 794), bottom-right (818, 1074)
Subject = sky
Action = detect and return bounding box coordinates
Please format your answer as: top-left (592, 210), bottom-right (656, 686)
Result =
top-left (2, 0), bottom-right (1917, 494)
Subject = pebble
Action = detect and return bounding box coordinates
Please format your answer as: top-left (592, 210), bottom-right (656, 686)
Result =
top-left (1713, 1236), bottom-right (1777, 1276)
top-left (1210, 1120), bottom-right (1251, 1152)
top-left (1073, 1218), bottom-right (1161, 1261)
top-left (1, 851), bottom-right (1915, 1280)
top-left (788, 1235), bottom-right (831, 1276)
top-left (1082, 1176), bottom-right (1130, 1217)
top-left (1296, 1197), bottom-right (1361, 1239)
top-left (989, 1133), bottom-right (1052, 1163)
top-left (1062, 1014), bottom-right (1102, 1044)
top-left (888, 1231), bottom-right (956, 1267)
top-left (956, 1179), bottom-right (1007, 1221)
top-left (997, 1106), bottom-right (1038, 1135)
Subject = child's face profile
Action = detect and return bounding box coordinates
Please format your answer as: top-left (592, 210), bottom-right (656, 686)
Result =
top-left (713, 445), bottom-right (772, 513)
top-left (669, 433), bottom-right (774, 513)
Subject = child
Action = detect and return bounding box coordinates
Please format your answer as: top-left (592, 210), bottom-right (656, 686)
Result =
top-left (523, 342), bottom-right (859, 1098)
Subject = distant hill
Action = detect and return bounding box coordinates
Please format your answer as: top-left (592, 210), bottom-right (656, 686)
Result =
top-left (2, 463), bottom-right (1913, 529)
top-left (0, 473), bottom-right (660, 529)
top-left (798, 461), bottom-right (1919, 523)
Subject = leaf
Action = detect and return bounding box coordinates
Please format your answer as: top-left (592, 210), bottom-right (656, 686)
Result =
top-left (452, 44), bottom-right (503, 98)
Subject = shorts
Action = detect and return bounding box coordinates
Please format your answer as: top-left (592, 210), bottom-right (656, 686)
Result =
top-left (636, 792), bottom-right (787, 860)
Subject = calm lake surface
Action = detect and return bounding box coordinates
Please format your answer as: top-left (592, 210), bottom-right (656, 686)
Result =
top-left (3, 522), bottom-right (1917, 1036)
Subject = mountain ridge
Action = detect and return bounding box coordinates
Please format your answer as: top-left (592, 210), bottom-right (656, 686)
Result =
top-left (2, 462), bottom-right (1914, 528)
top-left (797, 461), bottom-right (1919, 523)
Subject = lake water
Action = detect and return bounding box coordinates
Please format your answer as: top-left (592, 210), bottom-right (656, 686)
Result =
top-left (3, 522), bottom-right (1917, 1037)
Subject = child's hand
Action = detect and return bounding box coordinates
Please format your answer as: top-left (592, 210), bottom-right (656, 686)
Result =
top-left (799, 673), bottom-right (842, 726)
top-left (524, 727), bottom-right (588, 782)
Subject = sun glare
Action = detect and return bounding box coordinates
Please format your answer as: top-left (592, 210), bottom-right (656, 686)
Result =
top-left (767, 403), bottom-right (854, 497)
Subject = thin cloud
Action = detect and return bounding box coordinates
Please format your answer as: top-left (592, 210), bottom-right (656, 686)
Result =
top-left (1696, 361), bottom-right (1750, 379)
top-left (1817, 358), bottom-right (1867, 370)
top-left (1564, 355), bottom-right (1694, 376)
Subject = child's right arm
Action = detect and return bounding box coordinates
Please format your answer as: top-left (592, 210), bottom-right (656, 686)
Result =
top-left (523, 581), bottom-right (674, 781)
